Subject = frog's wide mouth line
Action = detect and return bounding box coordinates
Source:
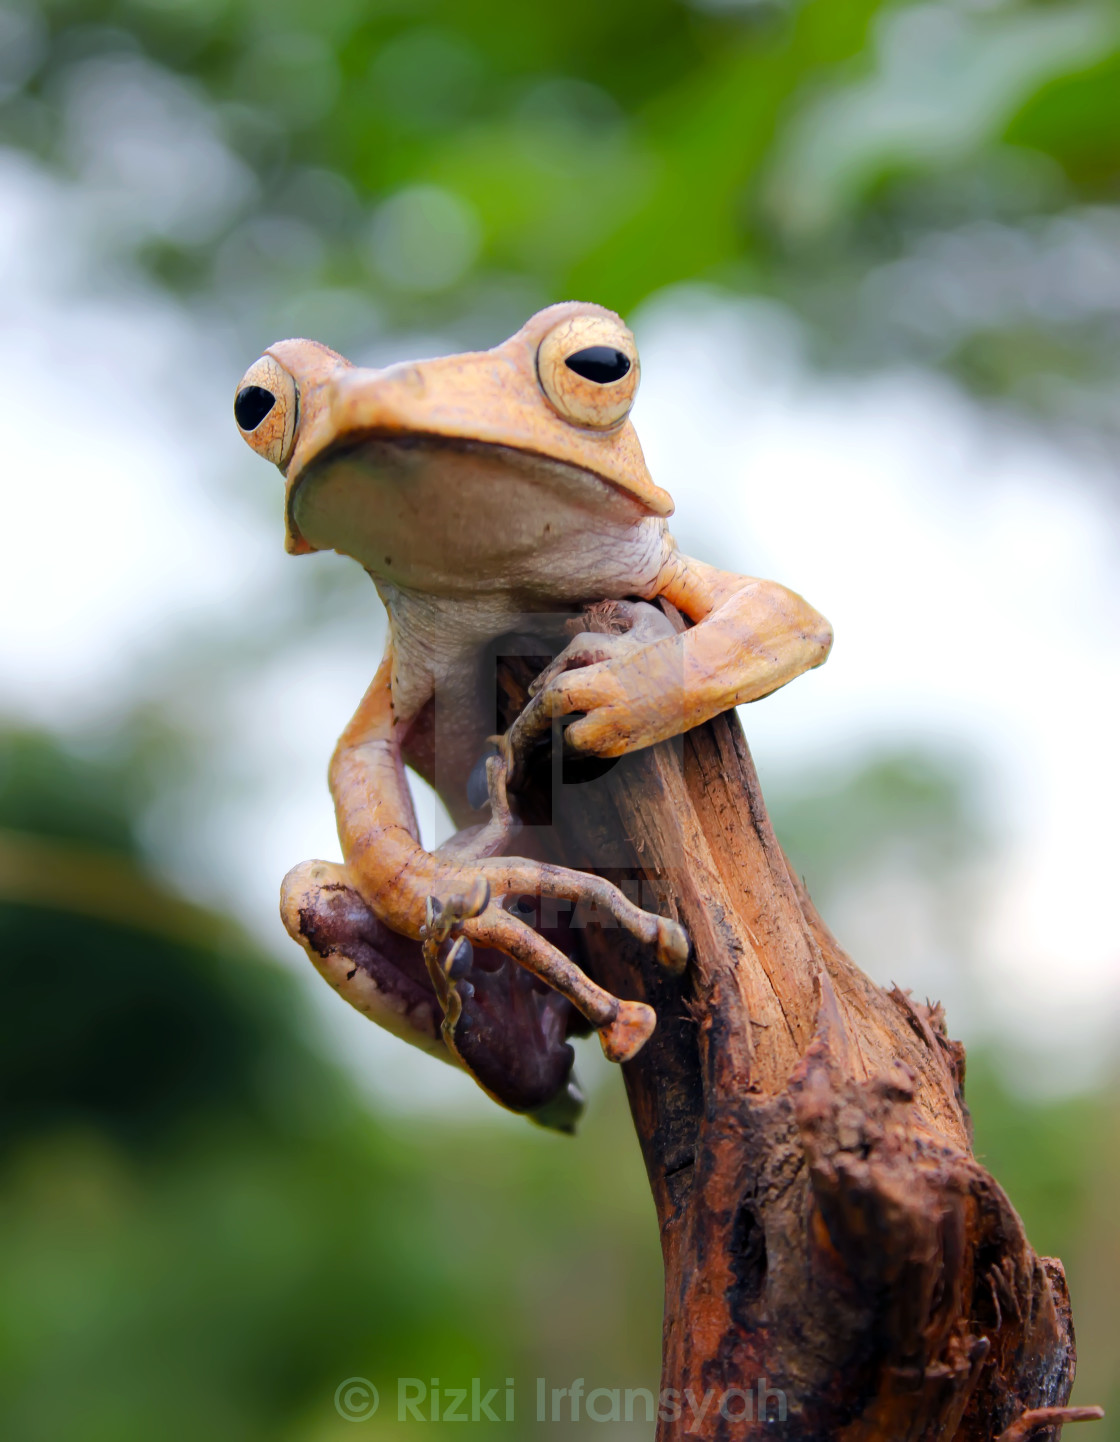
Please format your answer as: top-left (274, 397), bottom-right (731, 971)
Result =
top-left (286, 428), bottom-right (665, 520)
top-left (293, 429), bottom-right (641, 495)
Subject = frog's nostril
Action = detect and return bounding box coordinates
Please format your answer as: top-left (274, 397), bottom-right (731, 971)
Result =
top-left (235, 385), bottom-right (277, 431)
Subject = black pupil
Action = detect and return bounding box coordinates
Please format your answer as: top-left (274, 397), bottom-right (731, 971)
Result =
top-left (235, 385), bottom-right (277, 431)
top-left (564, 346), bottom-right (631, 384)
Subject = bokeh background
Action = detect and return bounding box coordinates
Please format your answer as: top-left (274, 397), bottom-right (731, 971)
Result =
top-left (1, 0), bottom-right (1118, 1436)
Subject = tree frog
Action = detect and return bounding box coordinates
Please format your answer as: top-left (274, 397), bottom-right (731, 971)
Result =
top-left (234, 302), bottom-right (831, 1126)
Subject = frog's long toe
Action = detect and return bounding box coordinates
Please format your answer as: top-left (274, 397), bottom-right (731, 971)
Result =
top-left (422, 877), bottom-right (490, 946)
top-left (430, 929), bottom-right (583, 1122)
top-left (424, 895), bottom-right (652, 1110)
top-left (598, 999), bottom-right (657, 1063)
top-left (472, 856), bottom-right (690, 978)
top-left (450, 898), bottom-right (660, 1066)
top-left (656, 916), bottom-right (690, 974)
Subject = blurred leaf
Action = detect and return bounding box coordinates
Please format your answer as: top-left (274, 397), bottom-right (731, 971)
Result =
top-left (0, 724), bottom-right (664, 1440)
top-left (4, 0), bottom-right (1118, 430)
top-left (0, 728), bottom-right (337, 1151)
top-left (770, 746), bottom-right (985, 900)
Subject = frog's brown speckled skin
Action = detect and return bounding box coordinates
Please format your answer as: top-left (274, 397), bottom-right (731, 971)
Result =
top-left (235, 302), bottom-right (832, 1122)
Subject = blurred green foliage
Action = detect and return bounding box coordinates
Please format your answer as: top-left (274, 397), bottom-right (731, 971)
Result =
top-left (0, 729), bottom-right (663, 1440)
top-left (2, 0), bottom-right (1118, 424)
top-left (2, 730), bottom-right (1115, 1437)
top-left (775, 746), bottom-right (985, 896)
top-left (0, 732), bottom-right (333, 1153)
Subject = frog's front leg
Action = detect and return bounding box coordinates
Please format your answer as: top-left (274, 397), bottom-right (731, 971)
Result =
top-left (510, 552), bottom-right (833, 760)
top-left (287, 646), bottom-right (682, 1073)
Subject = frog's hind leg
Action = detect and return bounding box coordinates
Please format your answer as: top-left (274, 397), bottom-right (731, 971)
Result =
top-left (281, 860), bottom-right (585, 1127)
top-left (477, 858), bottom-right (688, 975)
top-left (441, 754), bottom-right (689, 979)
top-left (325, 651), bottom-right (671, 1076)
top-left (281, 860), bottom-right (447, 1059)
top-left (425, 881), bottom-right (658, 1065)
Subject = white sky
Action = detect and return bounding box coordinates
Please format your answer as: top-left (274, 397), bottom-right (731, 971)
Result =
top-left (2, 152), bottom-right (1117, 1110)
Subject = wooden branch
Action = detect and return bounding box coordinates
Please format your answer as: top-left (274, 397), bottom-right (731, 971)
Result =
top-left (497, 619), bottom-right (1098, 1442)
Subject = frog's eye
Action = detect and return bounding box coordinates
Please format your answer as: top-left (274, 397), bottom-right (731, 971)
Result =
top-left (233, 354), bottom-right (298, 467)
top-left (537, 314), bottom-right (640, 429)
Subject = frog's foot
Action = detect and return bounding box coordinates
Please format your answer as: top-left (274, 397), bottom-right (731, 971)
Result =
top-left (422, 916), bottom-right (585, 1127)
top-left (281, 861), bottom-right (583, 1127)
top-left (423, 877), bottom-right (661, 1063)
top-left (470, 852), bottom-right (689, 977)
top-left (437, 749), bottom-right (689, 979)
top-left (502, 600), bottom-right (683, 773)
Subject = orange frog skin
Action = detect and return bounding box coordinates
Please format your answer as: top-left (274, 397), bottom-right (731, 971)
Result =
top-left (234, 301), bottom-right (832, 1128)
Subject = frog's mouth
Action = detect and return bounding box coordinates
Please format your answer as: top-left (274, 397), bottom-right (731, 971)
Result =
top-left (282, 431), bottom-right (666, 578)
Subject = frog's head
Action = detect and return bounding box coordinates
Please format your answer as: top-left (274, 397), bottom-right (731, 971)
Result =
top-left (233, 303), bottom-right (673, 585)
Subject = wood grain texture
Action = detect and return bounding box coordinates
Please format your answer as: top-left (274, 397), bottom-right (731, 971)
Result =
top-left (498, 616), bottom-right (1096, 1442)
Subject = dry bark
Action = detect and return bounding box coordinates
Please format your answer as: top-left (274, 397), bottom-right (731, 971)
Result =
top-left (496, 618), bottom-right (1101, 1442)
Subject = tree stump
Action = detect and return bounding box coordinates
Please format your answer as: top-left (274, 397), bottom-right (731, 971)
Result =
top-left (496, 611), bottom-right (1101, 1442)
